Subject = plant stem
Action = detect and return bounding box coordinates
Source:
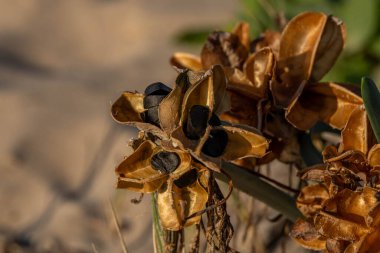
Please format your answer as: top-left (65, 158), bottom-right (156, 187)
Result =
top-left (219, 162), bottom-right (303, 222)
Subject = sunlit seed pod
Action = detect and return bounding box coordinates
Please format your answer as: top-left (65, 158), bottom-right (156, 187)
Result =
top-left (151, 151), bottom-right (180, 174)
top-left (144, 82), bottom-right (172, 96)
top-left (201, 129), bottom-right (229, 157)
top-left (208, 113), bottom-right (221, 126)
top-left (141, 106), bottom-right (160, 126)
top-left (143, 94), bottom-right (167, 109)
top-left (185, 105), bottom-right (210, 140)
top-left (173, 169), bottom-right (198, 188)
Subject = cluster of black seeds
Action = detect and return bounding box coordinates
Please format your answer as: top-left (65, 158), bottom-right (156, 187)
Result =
top-left (174, 169), bottom-right (198, 188)
top-left (141, 82), bottom-right (172, 126)
top-left (151, 151), bottom-right (180, 174)
top-left (183, 104), bottom-right (228, 157)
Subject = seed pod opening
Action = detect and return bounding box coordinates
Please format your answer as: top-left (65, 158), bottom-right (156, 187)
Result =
top-left (151, 151), bottom-right (181, 174)
top-left (201, 129), bottom-right (229, 157)
top-left (174, 169), bottom-right (198, 188)
top-left (144, 82), bottom-right (172, 96)
top-left (184, 105), bottom-right (210, 140)
top-left (209, 113), bottom-right (221, 126)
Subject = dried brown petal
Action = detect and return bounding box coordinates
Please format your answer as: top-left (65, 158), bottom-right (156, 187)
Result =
top-left (325, 239), bottom-right (349, 253)
top-left (340, 106), bottom-right (376, 154)
top-left (232, 22), bottom-right (250, 49)
top-left (286, 83), bottom-right (363, 130)
top-left (323, 188), bottom-right (378, 224)
top-left (159, 70), bottom-right (191, 133)
top-left (251, 30), bottom-right (281, 56)
top-left (290, 219), bottom-right (326, 250)
top-left (242, 47), bottom-right (274, 99)
top-left (116, 141), bottom-right (167, 193)
top-left (170, 52), bottom-right (203, 71)
top-left (368, 144), bottom-right (380, 168)
top-left (297, 184), bottom-right (329, 217)
top-left (219, 90), bottom-right (259, 127)
top-left (157, 170), bottom-right (209, 231)
top-left (219, 125), bottom-right (268, 161)
top-left (201, 31), bottom-right (248, 69)
top-left (272, 12), bottom-right (345, 107)
top-left (314, 211), bottom-right (369, 241)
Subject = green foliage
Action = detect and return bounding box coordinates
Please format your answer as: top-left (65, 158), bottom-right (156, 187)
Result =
top-left (361, 77), bottom-right (380, 143)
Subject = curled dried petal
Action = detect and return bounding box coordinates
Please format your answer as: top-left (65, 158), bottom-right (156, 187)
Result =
top-left (232, 22), bottom-right (250, 49)
top-left (157, 170), bottom-right (209, 230)
top-left (219, 125), bottom-right (268, 161)
top-left (272, 12), bottom-right (345, 107)
top-left (116, 141), bottom-right (166, 193)
top-left (286, 82), bottom-right (363, 130)
top-left (170, 52), bottom-right (203, 71)
top-left (314, 211), bottom-right (369, 241)
top-left (290, 219), bottom-right (326, 250)
top-left (297, 184), bottom-right (329, 217)
top-left (340, 106), bottom-right (376, 154)
top-left (368, 144), bottom-right (380, 168)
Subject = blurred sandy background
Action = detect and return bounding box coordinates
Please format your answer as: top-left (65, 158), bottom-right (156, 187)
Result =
top-left (0, 1), bottom-right (239, 252)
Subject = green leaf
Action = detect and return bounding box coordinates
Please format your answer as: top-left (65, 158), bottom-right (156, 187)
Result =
top-left (298, 133), bottom-right (322, 166)
top-left (219, 162), bottom-right (303, 222)
top-left (337, 0), bottom-right (378, 53)
top-left (175, 29), bottom-right (211, 45)
top-left (361, 77), bottom-right (380, 143)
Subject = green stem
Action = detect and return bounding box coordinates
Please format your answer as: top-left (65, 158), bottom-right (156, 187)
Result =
top-left (219, 162), bottom-right (303, 222)
top-left (152, 194), bottom-right (164, 253)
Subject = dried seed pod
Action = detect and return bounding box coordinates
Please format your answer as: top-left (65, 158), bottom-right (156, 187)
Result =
top-left (174, 169), bottom-right (198, 188)
top-left (201, 31), bottom-right (248, 69)
top-left (184, 105), bottom-right (210, 140)
top-left (151, 151), bottom-right (181, 174)
top-left (201, 129), bottom-right (229, 157)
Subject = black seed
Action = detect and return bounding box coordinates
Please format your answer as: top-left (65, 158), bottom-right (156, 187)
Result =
top-left (141, 106), bottom-right (160, 126)
top-left (185, 105), bottom-right (210, 140)
top-left (144, 82), bottom-right (172, 96)
top-left (151, 151), bottom-right (180, 174)
top-left (143, 94), bottom-right (167, 109)
top-left (174, 169), bottom-right (198, 188)
top-left (209, 113), bottom-right (221, 126)
top-left (201, 129), bottom-right (228, 157)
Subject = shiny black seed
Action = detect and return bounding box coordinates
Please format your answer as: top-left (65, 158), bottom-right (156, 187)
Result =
top-left (144, 82), bottom-right (172, 96)
top-left (174, 169), bottom-right (198, 188)
top-left (201, 129), bottom-right (228, 157)
top-left (151, 151), bottom-right (180, 174)
top-left (185, 105), bottom-right (210, 140)
top-left (141, 106), bottom-right (160, 126)
top-left (208, 113), bottom-right (221, 126)
top-left (143, 94), bottom-right (167, 109)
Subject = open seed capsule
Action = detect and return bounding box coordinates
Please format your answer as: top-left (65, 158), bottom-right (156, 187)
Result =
top-left (174, 169), bottom-right (198, 188)
top-left (201, 129), bottom-right (228, 157)
top-left (151, 151), bottom-right (180, 174)
top-left (185, 105), bottom-right (210, 140)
